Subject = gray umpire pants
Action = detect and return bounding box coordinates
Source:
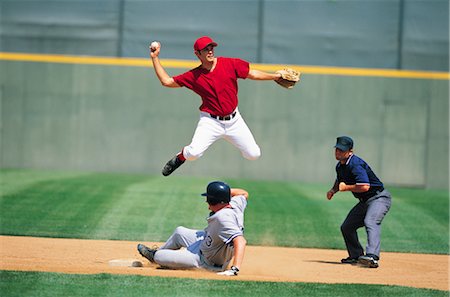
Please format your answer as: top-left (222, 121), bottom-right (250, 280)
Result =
top-left (341, 190), bottom-right (392, 259)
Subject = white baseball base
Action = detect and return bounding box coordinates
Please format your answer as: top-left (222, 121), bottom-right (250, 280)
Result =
top-left (108, 259), bottom-right (143, 267)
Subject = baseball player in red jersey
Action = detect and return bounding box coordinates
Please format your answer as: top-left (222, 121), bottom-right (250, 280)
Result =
top-left (149, 36), bottom-right (283, 176)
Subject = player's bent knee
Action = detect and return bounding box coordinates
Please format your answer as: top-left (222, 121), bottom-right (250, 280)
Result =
top-left (174, 226), bottom-right (188, 234)
top-left (243, 147), bottom-right (261, 160)
top-left (364, 219), bottom-right (381, 228)
top-left (340, 223), bottom-right (353, 234)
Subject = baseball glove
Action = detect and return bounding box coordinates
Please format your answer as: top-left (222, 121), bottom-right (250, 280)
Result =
top-left (275, 68), bottom-right (301, 89)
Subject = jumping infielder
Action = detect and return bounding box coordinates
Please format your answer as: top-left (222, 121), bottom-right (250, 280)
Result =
top-left (149, 36), bottom-right (284, 176)
top-left (327, 136), bottom-right (392, 268)
top-left (137, 181), bottom-right (249, 276)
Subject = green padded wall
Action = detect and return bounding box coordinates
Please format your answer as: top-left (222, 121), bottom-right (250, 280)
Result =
top-left (1, 60), bottom-right (448, 188)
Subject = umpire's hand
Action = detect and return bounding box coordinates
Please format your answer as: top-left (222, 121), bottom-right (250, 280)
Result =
top-left (327, 189), bottom-right (336, 200)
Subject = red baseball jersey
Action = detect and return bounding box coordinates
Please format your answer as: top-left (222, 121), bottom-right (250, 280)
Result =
top-left (173, 57), bottom-right (250, 116)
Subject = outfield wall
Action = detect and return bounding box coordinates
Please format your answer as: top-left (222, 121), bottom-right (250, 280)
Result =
top-left (1, 56), bottom-right (448, 189)
top-left (1, 0), bottom-right (448, 71)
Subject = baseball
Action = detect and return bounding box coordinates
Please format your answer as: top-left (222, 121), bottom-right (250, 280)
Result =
top-left (150, 41), bottom-right (159, 50)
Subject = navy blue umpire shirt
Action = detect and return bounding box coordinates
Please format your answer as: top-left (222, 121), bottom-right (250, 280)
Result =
top-left (336, 154), bottom-right (384, 201)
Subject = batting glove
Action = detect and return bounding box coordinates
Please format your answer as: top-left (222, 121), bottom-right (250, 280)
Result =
top-left (217, 266), bottom-right (239, 276)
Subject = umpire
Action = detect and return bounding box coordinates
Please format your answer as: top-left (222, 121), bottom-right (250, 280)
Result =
top-left (326, 136), bottom-right (391, 268)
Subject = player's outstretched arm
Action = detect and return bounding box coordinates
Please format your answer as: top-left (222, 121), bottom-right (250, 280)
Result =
top-left (149, 42), bottom-right (180, 88)
top-left (217, 235), bottom-right (246, 276)
top-left (231, 235), bottom-right (246, 269)
top-left (230, 188), bottom-right (249, 200)
top-left (247, 69), bottom-right (281, 81)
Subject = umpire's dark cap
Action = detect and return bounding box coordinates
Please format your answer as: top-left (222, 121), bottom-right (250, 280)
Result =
top-left (335, 136), bottom-right (353, 151)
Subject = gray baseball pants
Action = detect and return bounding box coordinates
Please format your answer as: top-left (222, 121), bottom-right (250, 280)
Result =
top-left (341, 190), bottom-right (392, 259)
top-left (153, 226), bottom-right (205, 269)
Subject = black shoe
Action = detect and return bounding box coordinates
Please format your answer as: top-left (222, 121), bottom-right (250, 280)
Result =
top-left (341, 257), bottom-right (358, 264)
top-left (358, 254), bottom-right (379, 268)
top-left (162, 155), bottom-right (185, 176)
top-left (137, 244), bottom-right (158, 263)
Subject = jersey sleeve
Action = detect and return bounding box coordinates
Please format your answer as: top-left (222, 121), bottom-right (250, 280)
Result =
top-left (173, 70), bottom-right (194, 89)
top-left (230, 195), bottom-right (247, 212)
top-left (232, 58), bottom-right (250, 79)
top-left (218, 213), bottom-right (244, 244)
top-left (216, 196), bottom-right (247, 244)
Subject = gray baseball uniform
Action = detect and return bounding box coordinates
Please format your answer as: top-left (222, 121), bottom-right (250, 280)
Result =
top-left (153, 195), bottom-right (247, 271)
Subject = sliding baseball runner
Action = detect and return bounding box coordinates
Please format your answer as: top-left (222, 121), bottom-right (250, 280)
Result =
top-left (138, 181), bottom-right (249, 276)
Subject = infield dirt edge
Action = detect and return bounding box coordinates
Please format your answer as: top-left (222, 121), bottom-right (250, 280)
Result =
top-left (0, 235), bottom-right (448, 291)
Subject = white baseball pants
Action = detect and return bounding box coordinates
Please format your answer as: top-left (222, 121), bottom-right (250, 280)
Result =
top-left (182, 110), bottom-right (261, 161)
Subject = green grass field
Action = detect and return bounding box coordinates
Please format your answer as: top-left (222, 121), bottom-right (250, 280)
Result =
top-left (0, 169), bottom-right (448, 296)
top-left (1, 271), bottom-right (447, 297)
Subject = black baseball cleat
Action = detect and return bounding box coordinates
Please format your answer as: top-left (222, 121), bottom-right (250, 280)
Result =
top-left (137, 244), bottom-right (158, 263)
top-left (162, 155), bottom-right (185, 176)
top-left (341, 257), bottom-right (358, 264)
top-left (358, 254), bottom-right (379, 268)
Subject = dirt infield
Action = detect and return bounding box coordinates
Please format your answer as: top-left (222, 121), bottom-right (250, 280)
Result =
top-left (0, 235), bottom-right (448, 291)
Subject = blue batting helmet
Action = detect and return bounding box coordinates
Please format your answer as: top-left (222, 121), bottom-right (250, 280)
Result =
top-left (201, 181), bottom-right (231, 205)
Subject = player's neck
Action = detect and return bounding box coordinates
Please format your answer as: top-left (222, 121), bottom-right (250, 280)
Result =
top-left (339, 153), bottom-right (353, 164)
top-left (201, 58), bottom-right (217, 72)
top-left (209, 203), bottom-right (231, 213)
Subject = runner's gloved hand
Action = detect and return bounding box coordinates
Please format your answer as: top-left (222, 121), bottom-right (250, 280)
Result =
top-left (217, 266), bottom-right (239, 276)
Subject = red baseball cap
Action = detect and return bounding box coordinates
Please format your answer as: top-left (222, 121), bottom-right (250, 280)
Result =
top-left (193, 36), bottom-right (218, 51)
